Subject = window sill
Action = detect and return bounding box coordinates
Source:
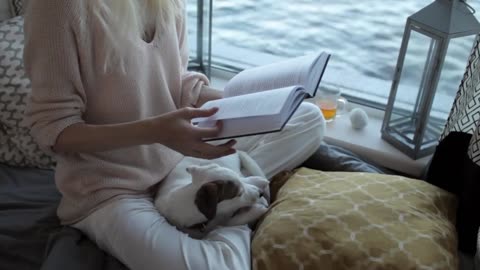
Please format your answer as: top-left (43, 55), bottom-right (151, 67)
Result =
top-left (319, 106), bottom-right (431, 178)
top-left (210, 72), bottom-right (432, 179)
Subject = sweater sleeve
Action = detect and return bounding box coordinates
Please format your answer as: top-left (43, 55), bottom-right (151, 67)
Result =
top-left (22, 1), bottom-right (86, 154)
top-left (177, 8), bottom-right (209, 108)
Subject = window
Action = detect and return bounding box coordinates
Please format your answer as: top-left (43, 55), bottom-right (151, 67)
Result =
top-left (186, 0), bottom-right (212, 77)
top-left (187, 0), bottom-right (480, 116)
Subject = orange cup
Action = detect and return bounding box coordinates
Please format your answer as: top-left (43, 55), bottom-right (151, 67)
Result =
top-left (316, 88), bottom-right (348, 122)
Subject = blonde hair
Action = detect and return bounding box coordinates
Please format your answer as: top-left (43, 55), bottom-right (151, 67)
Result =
top-left (90, 0), bottom-right (184, 72)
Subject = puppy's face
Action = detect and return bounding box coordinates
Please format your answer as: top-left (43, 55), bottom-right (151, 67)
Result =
top-left (188, 164), bottom-right (268, 228)
top-left (194, 179), bottom-right (242, 220)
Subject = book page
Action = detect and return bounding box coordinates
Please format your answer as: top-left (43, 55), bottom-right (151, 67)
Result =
top-left (223, 51), bottom-right (330, 98)
top-left (224, 55), bottom-right (312, 98)
top-left (192, 86), bottom-right (298, 123)
top-left (281, 91), bottom-right (306, 123)
top-left (195, 86), bottom-right (307, 141)
top-left (304, 52), bottom-right (331, 97)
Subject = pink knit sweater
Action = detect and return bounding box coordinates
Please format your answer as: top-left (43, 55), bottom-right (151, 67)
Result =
top-left (23, 0), bottom-right (208, 224)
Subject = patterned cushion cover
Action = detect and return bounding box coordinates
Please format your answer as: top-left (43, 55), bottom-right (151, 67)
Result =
top-left (252, 168), bottom-right (458, 270)
top-left (0, 16), bottom-right (56, 169)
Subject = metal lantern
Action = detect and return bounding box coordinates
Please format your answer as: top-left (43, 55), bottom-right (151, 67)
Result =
top-left (381, 0), bottom-right (480, 159)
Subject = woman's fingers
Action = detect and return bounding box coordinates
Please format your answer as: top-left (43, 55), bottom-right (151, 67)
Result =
top-left (158, 107), bottom-right (239, 159)
top-left (182, 107), bottom-right (219, 119)
top-left (193, 139), bottom-right (237, 159)
top-left (219, 139), bottom-right (237, 148)
top-left (193, 121), bottom-right (224, 139)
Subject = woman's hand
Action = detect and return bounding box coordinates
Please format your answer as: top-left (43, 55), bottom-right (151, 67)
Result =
top-left (51, 107), bottom-right (235, 156)
top-left (147, 107), bottom-right (236, 159)
top-left (195, 86), bottom-right (223, 108)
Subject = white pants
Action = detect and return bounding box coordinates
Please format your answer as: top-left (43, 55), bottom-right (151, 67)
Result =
top-left (73, 102), bottom-right (325, 270)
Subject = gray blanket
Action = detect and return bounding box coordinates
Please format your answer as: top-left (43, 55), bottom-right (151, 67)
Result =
top-left (0, 163), bottom-right (127, 270)
top-left (302, 142), bottom-right (389, 174)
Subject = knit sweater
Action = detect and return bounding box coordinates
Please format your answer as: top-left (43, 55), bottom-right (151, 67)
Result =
top-left (23, 0), bottom-right (208, 224)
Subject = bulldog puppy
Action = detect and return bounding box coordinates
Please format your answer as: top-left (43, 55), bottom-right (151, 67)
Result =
top-left (154, 151), bottom-right (269, 238)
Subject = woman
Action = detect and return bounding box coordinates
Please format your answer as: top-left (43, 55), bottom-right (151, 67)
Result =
top-left (23, 0), bottom-right (325, 269)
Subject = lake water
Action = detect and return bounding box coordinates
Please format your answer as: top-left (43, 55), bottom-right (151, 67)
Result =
top-left (196, 0), bottom-right (480, 103)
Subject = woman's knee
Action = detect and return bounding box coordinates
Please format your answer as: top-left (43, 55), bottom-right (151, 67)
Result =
top-left (296, 102), bottom-right (325, 144)
top-left (185, 240), bottom-right (249, 270)
top-left (188, 226), bottom-right (251, 270)
top-left (301, 102), bottom-right (325, 124)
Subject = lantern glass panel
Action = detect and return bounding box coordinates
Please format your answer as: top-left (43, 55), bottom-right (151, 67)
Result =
top-left (430, 34), bottom-right (477, 126)
top-left (387, 28), bottom-right (439, 149)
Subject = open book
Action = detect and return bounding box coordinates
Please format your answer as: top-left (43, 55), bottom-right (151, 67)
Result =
top-left (193, 51), bottom-right (331, 141)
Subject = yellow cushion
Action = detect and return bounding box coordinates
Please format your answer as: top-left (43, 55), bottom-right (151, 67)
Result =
top-left (252, 168), bottom-right (458, 270)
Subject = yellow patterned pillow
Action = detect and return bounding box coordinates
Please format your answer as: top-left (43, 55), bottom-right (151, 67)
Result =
top-left (252, 168), bottom-right (458, 270)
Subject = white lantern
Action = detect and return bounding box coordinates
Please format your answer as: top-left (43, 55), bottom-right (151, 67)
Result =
top-left (382, 0), bottom-right (480, 159)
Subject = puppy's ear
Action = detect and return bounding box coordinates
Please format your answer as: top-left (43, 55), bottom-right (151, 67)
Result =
top-left (194, 180), bottom-right (242, 220)
top-left (195, 182), bottom-right (218, 220)
top-left (186, 165), bottom-right (202, 177)
top-left (187, 164), bottom-right (220, 185)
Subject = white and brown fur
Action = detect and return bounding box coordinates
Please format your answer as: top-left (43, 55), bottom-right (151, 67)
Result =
top-left (154, 151), bottom-right (269, 238)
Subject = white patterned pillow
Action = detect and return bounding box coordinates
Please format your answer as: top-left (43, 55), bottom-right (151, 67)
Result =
top-left (9, 0), bottom-right (29, 16)
top-left (469, 122), bottom-right (480, 165)
top-left (0, 16), bottom-right (56, 169)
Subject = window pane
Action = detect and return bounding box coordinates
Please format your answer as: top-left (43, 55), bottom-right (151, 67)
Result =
top-left (187, 0), bottom-right (212, 75)
top-left (202, 0), bottom-right (480, 107)
top-left (387, 29), bottom-right (439, 149)
top-left (431, 35), bottom-right (476, 119)
top-left (187, 1), bottom-right (198, 55)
